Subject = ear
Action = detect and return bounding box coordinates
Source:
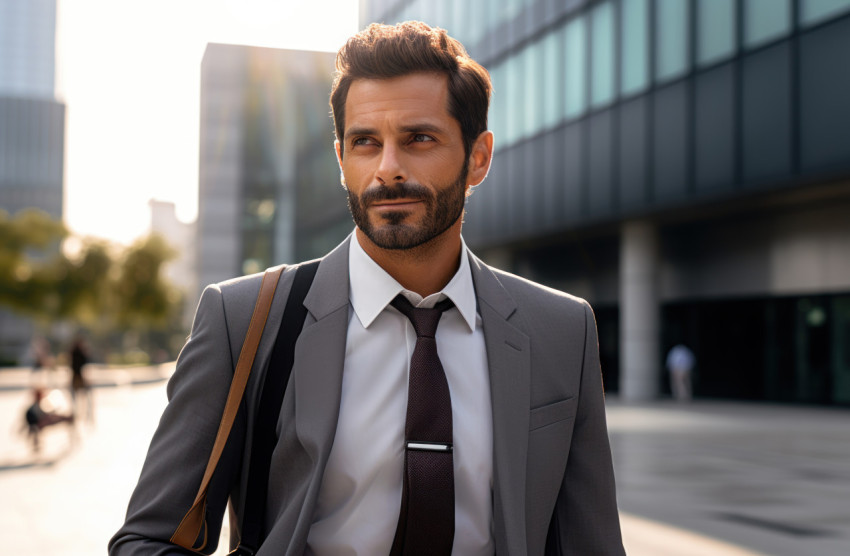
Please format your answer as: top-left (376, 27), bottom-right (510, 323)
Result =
top-left (334, 139), bottom-right (343, 167)
top-left (334, 140), bottom-right (346, 188)
top-left (466, 130), bottom-right (493, 188)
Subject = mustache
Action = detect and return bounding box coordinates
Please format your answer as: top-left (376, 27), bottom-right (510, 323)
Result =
top-left (358, 182), bottom-right (433, 206)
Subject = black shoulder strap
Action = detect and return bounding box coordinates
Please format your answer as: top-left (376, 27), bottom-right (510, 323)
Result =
top-left (235, 260), bottom-right (320, 555)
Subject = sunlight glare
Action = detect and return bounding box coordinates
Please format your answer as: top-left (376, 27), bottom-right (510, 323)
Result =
top-left (58, 0), bottom-right (358, 245)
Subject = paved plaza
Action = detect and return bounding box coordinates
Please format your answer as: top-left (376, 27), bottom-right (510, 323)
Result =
top-left (0, 365), bottom-right (847, 555)
top-left (607, 399), bottom-right (850, 556)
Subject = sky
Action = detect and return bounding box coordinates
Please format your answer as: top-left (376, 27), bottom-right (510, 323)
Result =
top-left (56, 0), bottom-right (359, 245)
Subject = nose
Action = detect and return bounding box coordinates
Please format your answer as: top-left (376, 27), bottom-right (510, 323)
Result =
top-left (375, 144), bottom-right (406, 185)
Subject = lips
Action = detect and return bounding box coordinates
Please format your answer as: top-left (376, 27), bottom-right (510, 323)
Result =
top-left (359, 182), bottom-right (432, 208)
top-left (371, 199), bottom-right (423, 208)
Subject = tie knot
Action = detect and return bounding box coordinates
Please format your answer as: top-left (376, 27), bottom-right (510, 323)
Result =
top-left (391, 294), bottom-right (454, 338)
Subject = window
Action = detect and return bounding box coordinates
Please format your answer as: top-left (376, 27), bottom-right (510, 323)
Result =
top-left (621, 0), bottom-right (649, 96)
top-left (416, 0), bottom-right (435, 26)
top-left (489, 63), bottom-right (506, 150)
top-left (505, 54), bottom-right (522, 145)
top-left (523, 41), bottom-right (544, 138)
top-left (744, 0), bottom-right (792, 48)
top-left (499, 0), bottom-right (524, 28)
top-left (452, 0), bottom-right (470, 45)
top-left (430, 0), bottom-right (448, 32)
top-left (655, 0), bottom-right (691, 82)
top-left (802, 0), bottom-right (850, 25)
top-left (542, 30), bottom-right (563, 127)
top-left (590, 1), bottom-right (615, 108)
top-left (697, 0), bottom-right (736, 66)
top-left (563, 16), bottom-right (587, 119)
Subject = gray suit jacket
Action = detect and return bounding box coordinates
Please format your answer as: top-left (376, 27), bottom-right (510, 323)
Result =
top-left (110, 237), bottom-right (625, 555)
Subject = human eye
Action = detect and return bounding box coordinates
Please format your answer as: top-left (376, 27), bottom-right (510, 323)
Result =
top-left (411, 133), bottom-right (435, 143)
top-left (351, 136), bottom-right (375, 147)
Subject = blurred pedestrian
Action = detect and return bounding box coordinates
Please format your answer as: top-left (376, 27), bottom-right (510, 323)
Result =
top-left (22, 387), bottom-right (74, 454)
top-left (69, 335), bottom-right (94, 423)
top-left (28, 335), bottom-right (59, 389)
top-left (666, 344), bottom-right (695, 401)
top-left (29, 336), bottom-right (53, 371)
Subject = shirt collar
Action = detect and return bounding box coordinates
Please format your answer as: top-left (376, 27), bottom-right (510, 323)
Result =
top-left (348, 231), bottom-right (478, 332)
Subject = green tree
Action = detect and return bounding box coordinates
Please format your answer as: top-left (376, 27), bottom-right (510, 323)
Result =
top-left (0, 208), bottom-right (67, 316)
top-left (1, 210), bottom-right (186, 361)
top-left (51, 239), bottom-right (115, 327)
top-left (113, 234), bottom-right (178, 329)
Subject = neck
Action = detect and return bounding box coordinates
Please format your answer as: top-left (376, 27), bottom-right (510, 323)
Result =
top-left (356, 220), bottom-right (463, 297)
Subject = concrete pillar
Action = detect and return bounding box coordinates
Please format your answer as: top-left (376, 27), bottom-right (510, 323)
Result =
top-left (619, 220), bottom-right (660, 401)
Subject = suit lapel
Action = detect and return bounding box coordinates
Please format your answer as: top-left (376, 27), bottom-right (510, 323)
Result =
top-left (293, 237), bottom-right (351, 464)
top-left (469, 253), bottom-right (530, 556)
top-left (281, 238), bottom-right (351, 553)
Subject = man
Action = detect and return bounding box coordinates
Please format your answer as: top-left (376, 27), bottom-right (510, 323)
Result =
top-left (666, 343), bottom-right (695, 402)
top-left (111, 22), bottom-right (625, 555)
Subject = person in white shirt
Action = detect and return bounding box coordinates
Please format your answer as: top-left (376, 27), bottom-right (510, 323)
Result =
top-left (667, 344), bottom-right (696, 402)
top-left (111, 21), bottom-right (625, 556)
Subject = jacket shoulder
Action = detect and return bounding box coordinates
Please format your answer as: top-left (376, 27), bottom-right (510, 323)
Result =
top-left (486, 265), bottom-right (591, 318)
top-left (210, 261), bottom-right (314, 300)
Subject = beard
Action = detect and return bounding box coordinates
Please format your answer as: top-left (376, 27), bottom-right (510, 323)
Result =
top-left (347, 162), bottom-right (468, 250)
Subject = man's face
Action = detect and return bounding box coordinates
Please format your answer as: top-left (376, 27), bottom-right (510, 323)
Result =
top-left (337, 73), bottom-right (470, 251)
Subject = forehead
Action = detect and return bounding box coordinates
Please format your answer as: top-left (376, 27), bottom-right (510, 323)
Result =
top-left (344, 73), bottom-right (455, 134)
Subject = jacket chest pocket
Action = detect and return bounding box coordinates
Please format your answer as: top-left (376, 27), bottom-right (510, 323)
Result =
top-left (526, 396), bottom-right (577, 545)
top-left (529, 396), bottom-right (576, 431)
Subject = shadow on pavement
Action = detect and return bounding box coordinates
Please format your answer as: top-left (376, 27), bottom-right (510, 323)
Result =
top-left (0, 444), bottom-right (75, 472)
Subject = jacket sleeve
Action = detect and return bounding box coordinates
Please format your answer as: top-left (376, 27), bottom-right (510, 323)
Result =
top-left (546, 301), bottom-right (626, 555)
top-left (109, 284), bottom-right (247, 555)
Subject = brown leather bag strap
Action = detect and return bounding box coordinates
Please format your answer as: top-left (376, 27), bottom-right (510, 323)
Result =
top-left (171, 265), bottom-right (285, 551)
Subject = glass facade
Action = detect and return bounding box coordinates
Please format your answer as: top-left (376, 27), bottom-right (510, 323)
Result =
top-left (390, 0), bottom-right (541, 49)
top-left (801, 0), bottom-right (850, 26)
top-left (542, 31), bottom-right (562, 129)
top-left (620, 0), bottom-right (649, 96)
top-left (489, 64), bottom-right (505, 149)
top-left (744, 0), bottom-right (792, 48)
top-left (435, 0), bottom-right (850, 155)
top-left (590, 1), bottom-right (615, 108)
top-left (504, 54), bottom-right (521, 144)
top-left (470, 0), bottom-right (850, 153)
top-left (523, 41), bottom-right (543, 139)
top-left (563, 17), bottom-right (587, 121)
top-left (655, 0), bottom-right (691, 82)
top-left (364, 0), bottom-right (839, 156)
top-left (697, 0), bottom-right (737, 66)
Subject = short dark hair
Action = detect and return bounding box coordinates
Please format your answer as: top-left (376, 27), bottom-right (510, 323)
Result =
top-left (331, 21), bottom-right (491, 159)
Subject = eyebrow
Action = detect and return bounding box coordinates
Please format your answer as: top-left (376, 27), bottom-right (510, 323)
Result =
top-left (399, 123), bottom-right (445, 135)
top-left (344, 123), bottom-right (447, 140)
top-left (344, 126), bottom-right (377, 140)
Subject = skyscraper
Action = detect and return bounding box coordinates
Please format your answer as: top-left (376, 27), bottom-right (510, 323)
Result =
top-left (197, 44), bottom-right (340, 292)
top-left (0, 0), bottom-right (66, 361)
top-left (0, 0), bottom-right (65, 219)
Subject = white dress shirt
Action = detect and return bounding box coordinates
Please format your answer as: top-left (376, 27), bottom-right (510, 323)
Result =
top-left (306, 234), bottom-right (494, 555)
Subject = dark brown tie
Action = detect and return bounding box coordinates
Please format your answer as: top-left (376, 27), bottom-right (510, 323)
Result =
top-left (389, 294), bottom-right (456, 556)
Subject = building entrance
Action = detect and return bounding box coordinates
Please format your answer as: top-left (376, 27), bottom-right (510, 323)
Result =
top-left (661, 293), bottom-right (850, 406)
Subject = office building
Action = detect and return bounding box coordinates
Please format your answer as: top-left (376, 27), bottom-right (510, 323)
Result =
top-left (352, 0), bottom-right (850, 405)
top-left (0, 0), bottom-right (66, 361)
top-left (149, 199), bottom-right (197, 327)
top-left (0, 0), bottom-right (64, 218)
top-left (197, 44), bottom-right (341, 291)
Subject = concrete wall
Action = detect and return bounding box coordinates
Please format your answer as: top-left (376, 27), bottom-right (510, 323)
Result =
top-left (661, 195), bottom-right (850, 301)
